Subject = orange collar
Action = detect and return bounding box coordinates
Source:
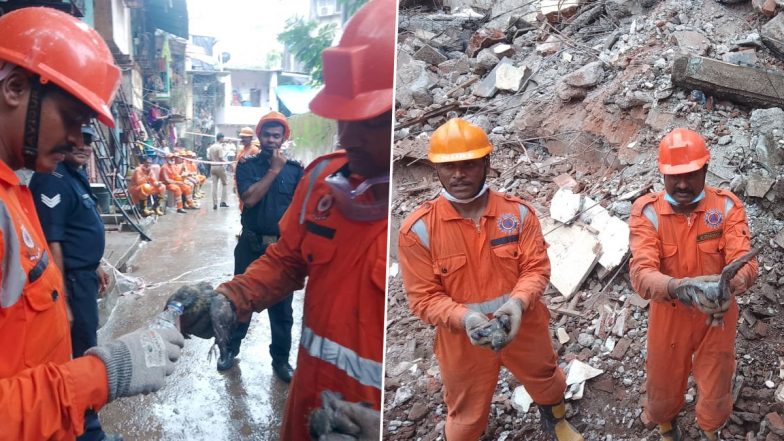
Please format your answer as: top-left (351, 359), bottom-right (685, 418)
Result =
top-left (0, 160), bottom-right (20, 186)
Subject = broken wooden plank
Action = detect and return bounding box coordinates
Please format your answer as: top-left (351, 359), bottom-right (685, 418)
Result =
top-left (671, 54), bottom-right (784, 109)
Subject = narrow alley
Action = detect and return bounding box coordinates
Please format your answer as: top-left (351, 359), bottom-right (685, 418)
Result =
top-left (99, 185), bottom-right (303, 441)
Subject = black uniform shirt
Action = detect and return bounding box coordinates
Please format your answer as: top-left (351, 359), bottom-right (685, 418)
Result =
top-left (236, 149), bottom-right (304, 236)
top-left (29, 162), bottom-right (105, 270)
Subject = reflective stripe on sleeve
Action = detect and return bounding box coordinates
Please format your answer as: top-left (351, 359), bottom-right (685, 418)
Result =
top-left (411, 219), bottom-right (429, 249)
top-left (0, 201), bottom-right (25, 308)
top-left (642, 204), bottom-right (659, 232)
top-left (464, 293), bottom-right (510, 314)
top-left (518, 204), bottom-right (529, 225)
top-left (299, 159), bottom-right (332, 225)
top-left (300, 326), bottom-right (382, 390)
top-left (723, 197), bottom-right (734, 217)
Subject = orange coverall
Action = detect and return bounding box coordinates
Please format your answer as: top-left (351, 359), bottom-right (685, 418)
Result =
top-left (629, 186), bottom-right (757, 432)
top-left (398, 190), bottom-right (565, 441)
top-left (128, 166), bottom-right (165, 203)
top-left (218, 151), bottom-right (385, 440)
top-left (160, 162), bottom-right (193, 209)
top-left (183, 160), bottom-right (205, 186)
top-left (0, 161), bottom-right (109, 441)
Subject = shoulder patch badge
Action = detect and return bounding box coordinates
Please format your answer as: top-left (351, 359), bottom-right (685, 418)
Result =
top-left (704, 208), bottom-right (723, 229)
top-left (497, 213), bottom-right (520, 234)
top-left (41, 193), bottom-right (61, 208)
top-left (313, 193), bottom-right (333, 220)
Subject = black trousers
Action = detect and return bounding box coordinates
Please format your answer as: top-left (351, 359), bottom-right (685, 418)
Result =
top-left (66, 269), bottom-right (104, 441)
top-left (230, 232), bottom-right (294, 363)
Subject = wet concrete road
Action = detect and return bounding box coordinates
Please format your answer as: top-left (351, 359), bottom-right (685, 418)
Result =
top-left (99, 182), bottom-right (303, 440)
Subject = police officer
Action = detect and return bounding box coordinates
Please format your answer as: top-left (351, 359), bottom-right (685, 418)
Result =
top-left (222, 111), bottom-right (304, 383)
top-left (29, 125), bottom-right (114, 441)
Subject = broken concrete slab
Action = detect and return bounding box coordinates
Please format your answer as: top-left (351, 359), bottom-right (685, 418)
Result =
top-left (512, 385), bottom-right (534, 413)
top-left (541, 217), bottom-right (601, 299)
top-left (492, 43), bottom-right (515, 58)
top-left (476, 48), bottom-right (500, 73)
top-left (550, 188), bottom-right (630, 271)
top-left (746, 174), bottom-right (776, 198)
top-left (557, 327), bottom-right (571, 344)
top-left (762, 14), bottom-right (784, 58)
top-left (670, 30), bottom-right (711, 56)
top-left (414, 44), bottom-right (448, 65)
top-left (721, 49), bottom-right (758, 66)
top-left (774, 229), bottom-right (784, 249)
top-left (554, 173), bottom-right (579, 190)
top-left (610, 337), bottom-right (632, 360)
top-left (396, 52), bottom-right (436, 108)
top-left (473, 56), bottom-right (513, 98)
top-left (495, 64), bottom-right (531, 92)
top-left (438, 58), bottom-right (471, 76)
top-left (611, 308), bottom-right (628, 337)
top-left (564, 61), bottom-right (605, 88)
top-left (536, 35), bottom-right (562, 55)
top-left (671, 54), bottom-right (784, 109)
top-left (629, 292), bottom-right (650, 309)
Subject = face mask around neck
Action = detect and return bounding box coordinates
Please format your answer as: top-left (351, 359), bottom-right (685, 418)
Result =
top-left (441, 183), bottom-right (489, 204)
top-left (664, 190), bottom-right (705, 206)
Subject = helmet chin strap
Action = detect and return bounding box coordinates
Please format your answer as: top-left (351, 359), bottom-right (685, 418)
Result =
top-left (22, 78), bottom-right (43, 170)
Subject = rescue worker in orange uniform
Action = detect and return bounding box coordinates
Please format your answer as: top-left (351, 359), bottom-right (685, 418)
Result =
top-left (172, 0), bottom-right (394, 438)
top-left (129, 156), bottom-right (167, 216)
top-left (398, 118), bottom-right (584, 441)
top-left (0, 8), bottom-right (183, 441)
top-left (629, 128), bottom-right (758, 441)
top-left (182, 151), bottom-right (206, 198)
top-left (160, 153), bottom-right (195, 212)
top-left (235, 127), bottom-right (260, 164)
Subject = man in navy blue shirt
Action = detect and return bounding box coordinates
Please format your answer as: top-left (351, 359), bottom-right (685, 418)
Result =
top-left (29, 125), bottom-right (114, 441)
top-left (221, 111), bottom-right (304, 382)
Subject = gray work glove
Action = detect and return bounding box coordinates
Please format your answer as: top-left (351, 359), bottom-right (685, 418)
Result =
top-left (86, 327), bottom-right (184, 401)
top-left (309, 390), bottom-right (380, 441)
top-left (672, 275), bottom-right (731, 325)
top-left (463, 310), bottom-right (494, 348)
top-left (491, 297), bottom-right (525, 350)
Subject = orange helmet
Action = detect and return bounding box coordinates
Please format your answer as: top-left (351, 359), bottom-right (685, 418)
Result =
top-left (239, 127), bottom-right (255, 137)
top-left (141, 183), bottom-right (154, 196)
top-left (309, 0), bottom-right (395, 121)
top-left (256, 111), bottom-right (290, 140)
top-left (0, 7), bottom-right (121, 127)
top-left (429, 118), bottom-right (493, 163)
top-left (658, 128), bottom-right (710, 175)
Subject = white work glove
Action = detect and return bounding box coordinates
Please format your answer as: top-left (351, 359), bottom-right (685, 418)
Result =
top-left (463, 310), bottom-right (493, 348)
top-left (492, 297), bottom-right (525, 350)
top-left (309, 391), bottom-right (380, 441)
top-left (86, 326), bottom-right (184, 401)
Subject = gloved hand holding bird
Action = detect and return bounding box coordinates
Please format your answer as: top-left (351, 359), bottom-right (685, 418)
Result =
top-left (671, 247), bottom-right (760, 326)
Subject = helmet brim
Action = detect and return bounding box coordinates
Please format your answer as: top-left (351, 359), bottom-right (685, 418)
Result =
top-left (429, 146), bottom-right (492, 164)
top-left (309, 87), bottom-right (392, 121)
top-left (659, 159), bottom-right (708, 175)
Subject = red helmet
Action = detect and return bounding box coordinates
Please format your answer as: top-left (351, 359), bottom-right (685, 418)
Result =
top-left (256, 111), bottom-right (290, 140)
top-left (658, 128), bottom-right (710, 175)
top-left (309, 0), bottom-right (395, 121)
top-left (0, 7), bottom-right (121, 127)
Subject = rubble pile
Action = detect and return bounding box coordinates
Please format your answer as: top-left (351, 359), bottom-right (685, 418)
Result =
top-left (386, 0), bottom-right (784, 440)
